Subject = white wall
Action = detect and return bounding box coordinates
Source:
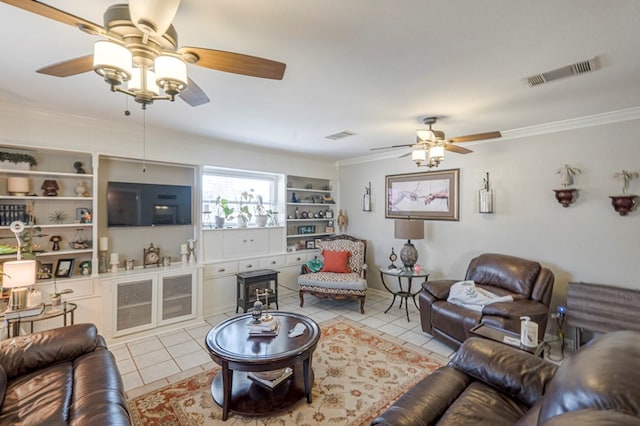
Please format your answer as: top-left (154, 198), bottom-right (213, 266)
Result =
top-left (338, 119), bottom-right (640, 310)
top-left (0, 102), bottom-right (337, 179)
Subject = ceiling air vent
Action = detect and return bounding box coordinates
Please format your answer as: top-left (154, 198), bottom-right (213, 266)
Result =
top-left (523, 56), bottom-right (599, 87)
top-left (325, 130), bottom-right (356, 140)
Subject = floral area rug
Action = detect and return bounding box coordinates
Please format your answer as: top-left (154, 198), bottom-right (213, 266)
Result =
top-left (127, 317), bottom-right (446, 425)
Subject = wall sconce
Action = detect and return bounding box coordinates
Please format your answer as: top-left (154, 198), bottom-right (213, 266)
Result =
top-left (479, 172), bottom-right (494, 213)
top-left (553, 164), bottom-right (581, 207)
top-left (363, 182), bottom-right (372, 212)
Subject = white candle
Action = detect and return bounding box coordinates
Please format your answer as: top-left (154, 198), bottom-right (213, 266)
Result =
top-left (99, 237), bottom-right (109, 251)
top-left (180, 243), bottom-right (188, 254)
top-left (110, 253), bottom-right (119, 264)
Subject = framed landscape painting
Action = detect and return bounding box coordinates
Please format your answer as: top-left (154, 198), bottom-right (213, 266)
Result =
top-left (385, 168), bottom-right (459, 221)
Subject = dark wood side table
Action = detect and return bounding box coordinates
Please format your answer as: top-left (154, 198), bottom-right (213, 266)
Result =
top-left (379, 268), bottom-right (429, 322)
top-left (205, 312), bottom-right (320, 420)
top-left (236, 269), bottom-right (279, 313)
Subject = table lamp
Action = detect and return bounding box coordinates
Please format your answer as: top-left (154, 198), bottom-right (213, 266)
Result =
top-left (3, 259), bottom-right (37, 310)
top-left (394, 219), bottom-right (424, 270)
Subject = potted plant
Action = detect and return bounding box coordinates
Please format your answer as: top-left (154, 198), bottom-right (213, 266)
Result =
top-left (0, 151), bottom-right (38, 170)
top-left (236, 190), bottom-right (254, 228)
top-left (553, 164), bottom-right (581, 207)
top-left (49, 276), bottom-right (73, 306)
top-left (254, 194), bottom-right (270, 227)
top-left (610, 170), bottom-right (638, 216)
top-left (213, 196), bottom-right (234, 228)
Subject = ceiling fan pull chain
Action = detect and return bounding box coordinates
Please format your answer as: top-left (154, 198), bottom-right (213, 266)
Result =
top-left (142, 108), bottom-right (147, 173)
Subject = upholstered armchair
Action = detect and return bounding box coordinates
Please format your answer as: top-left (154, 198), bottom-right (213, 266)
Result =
top-left (298, 234), bottom-right (367, 313)
top-left (419, 253), bottom-right (554, 349)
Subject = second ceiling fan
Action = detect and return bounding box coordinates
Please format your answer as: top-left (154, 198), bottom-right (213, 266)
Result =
top-left (372, 117), bottom-right (502, 167)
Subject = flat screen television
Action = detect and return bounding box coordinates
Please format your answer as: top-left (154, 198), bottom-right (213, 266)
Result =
top-left (107, 182), bottom-right (192, 227)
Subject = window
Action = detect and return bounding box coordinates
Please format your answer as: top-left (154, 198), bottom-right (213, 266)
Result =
top-left (202, 167), bottom-right (283, 226)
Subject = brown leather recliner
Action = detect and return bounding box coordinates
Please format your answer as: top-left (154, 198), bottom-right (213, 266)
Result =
top-left (419, 253), bottom-right (554, 349)
top-left (372, 331), bottom-right (640, 425)
top-left (0, 323), bottom-right (130, 425)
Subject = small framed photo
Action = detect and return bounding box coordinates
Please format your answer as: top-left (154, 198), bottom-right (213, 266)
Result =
top-left (306, 240), bottom-right (315, 249)
top-left (55, 258), bottom-right (75, 278)
top-left (38, 262), bottom-right (53, 279)
top-left (76, 207), bottom-right (92, 223)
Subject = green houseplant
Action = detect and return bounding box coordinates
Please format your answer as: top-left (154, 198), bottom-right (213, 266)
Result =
top-left (214, 197), bottom-right (234, 228)
top-left (254, 194), bottom-right (270, 227)
top-left (236, 190), bottom-right (254, 227)
top-left (0, 152), bottom-right (38, 169)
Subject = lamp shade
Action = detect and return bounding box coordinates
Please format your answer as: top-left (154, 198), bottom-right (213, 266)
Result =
top-left (128, 68), bottom-right (160, 95)
top-left (394, 220), bottom-right (424, 240)
top-left (429, 145), bottom-right (445, 161)
top-left (129, 0), bottom-right (180, 36)
top-left (2, 259), bottom-right (37, 288)
top-left (155, 55), bottom-right (187, 88)
top-left (412, 148), bottom-right (427, 165)
top-left (93, 41), bottom-right (132, 82)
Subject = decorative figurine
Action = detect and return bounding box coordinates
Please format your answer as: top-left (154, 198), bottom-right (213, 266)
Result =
top-left (50, 235), bottom-right (62, 251)
top-left (291, 192), bottom-right (298, 203)
top-left (73, 161), bottom-right (86, 174)
top-left (75, 181), bottom-right (89, 197)
top-left (337, 209), bottom-right (348, 232)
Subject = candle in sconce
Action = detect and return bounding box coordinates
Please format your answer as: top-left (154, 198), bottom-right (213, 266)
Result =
top-left (110, 253), bottom-right (119, 264)
top-left (99, 237), bottom-right (109, 251)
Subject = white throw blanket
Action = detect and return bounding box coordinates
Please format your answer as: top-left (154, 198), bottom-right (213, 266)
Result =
top-left (447, 280), bottom-right (513, 312)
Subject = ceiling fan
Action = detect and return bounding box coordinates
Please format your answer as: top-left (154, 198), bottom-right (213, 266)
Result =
top-left (371, 116), bottom-right (501, 167)
top-left (1, 0), bottom-right (287, 108)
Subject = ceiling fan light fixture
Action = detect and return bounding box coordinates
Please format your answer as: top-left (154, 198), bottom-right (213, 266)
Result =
top-left (412, 147), bottom-right (428, 165)
top-left (416, 129), bottom-right (434, 141)
top-left (429, 145), bottom-right (445, 161)
top-left (155, 55), bottom-right (188, 96)
top-left (93, 41), bottom-right (132, 86)
top-left (129, 0), bottom-right (181, 36)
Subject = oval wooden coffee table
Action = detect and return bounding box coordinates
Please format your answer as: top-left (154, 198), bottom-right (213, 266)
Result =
top-left (205, 311), bottom-right (320, 421)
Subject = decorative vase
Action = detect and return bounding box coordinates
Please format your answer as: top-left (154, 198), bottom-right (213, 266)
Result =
top-left (51, 295), bottom-right (61, 306)
top-left (214, 216), bottom-right (225, 229)
top-left (7, 176), bottom-right (30, 196)
top-left (553, 188), bottom-right (578, 207)
top-left (255, 214), bottom-right (268, 227)
top-left (237, 216), bottom-right (248, 228)
top-left (609, 195), bottom-right (637, 216)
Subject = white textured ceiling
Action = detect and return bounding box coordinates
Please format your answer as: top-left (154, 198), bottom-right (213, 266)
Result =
top-left (1, 1), bottom-right (640, 161)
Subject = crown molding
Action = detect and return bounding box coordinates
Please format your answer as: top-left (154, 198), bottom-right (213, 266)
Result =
top-left (337, 106), bottom-right (640, 167)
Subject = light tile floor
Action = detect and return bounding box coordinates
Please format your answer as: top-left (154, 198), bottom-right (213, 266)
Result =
top-left (115, 285), bottom-right (457, 398)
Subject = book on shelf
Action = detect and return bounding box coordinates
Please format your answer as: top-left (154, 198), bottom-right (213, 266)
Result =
top-left (248, 367), bottom-right (293, 389)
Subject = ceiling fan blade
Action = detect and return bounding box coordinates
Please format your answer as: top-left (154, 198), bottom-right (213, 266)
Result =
top-left (36, 55), bottom-right (94, 77)
top-left (398, 152), bottom-right (412, 158)
top-left (448, 131), bottom-right (502, 143)
top-left (445, 144), bottom-right (473, 154)
top-left (178, 47), bottom-right (286, 80)
top-left (0, 0), bottom-right (103, 33)
top-left (179, 77), bottom-right (210, 107)
top-left (370, 144), bottom-right (414, 151)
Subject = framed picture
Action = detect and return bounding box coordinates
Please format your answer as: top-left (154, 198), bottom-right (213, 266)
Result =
top-left (306, 240), bottom-right (315, 249)
top-left (386, 168), bottom-right (459, 221)
top-left (76, 207), bottom-right (92, 223)
top-left (55, 258), bottom-right (75, 278)
top-left (38, 262), bottom-right (53, 279)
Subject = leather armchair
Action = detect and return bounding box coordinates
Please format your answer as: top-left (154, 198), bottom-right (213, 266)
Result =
top-left (372, 331), bottom-right (640, 425)
top-left (0, 323), bottom-right (130, 425)
top-left (419, 253), bottom-right (554, 349)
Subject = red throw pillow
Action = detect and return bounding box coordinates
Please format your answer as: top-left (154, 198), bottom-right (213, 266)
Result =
top-left (321, 250), bottom-right (351, 273)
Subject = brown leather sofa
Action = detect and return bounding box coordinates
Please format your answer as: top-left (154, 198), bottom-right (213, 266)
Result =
top-left (420, 253), bottom-right (554, 349)
top-left (0, 323), bottom-right (130, 425)
top-left (372, 330), bottom-right (640, 425)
